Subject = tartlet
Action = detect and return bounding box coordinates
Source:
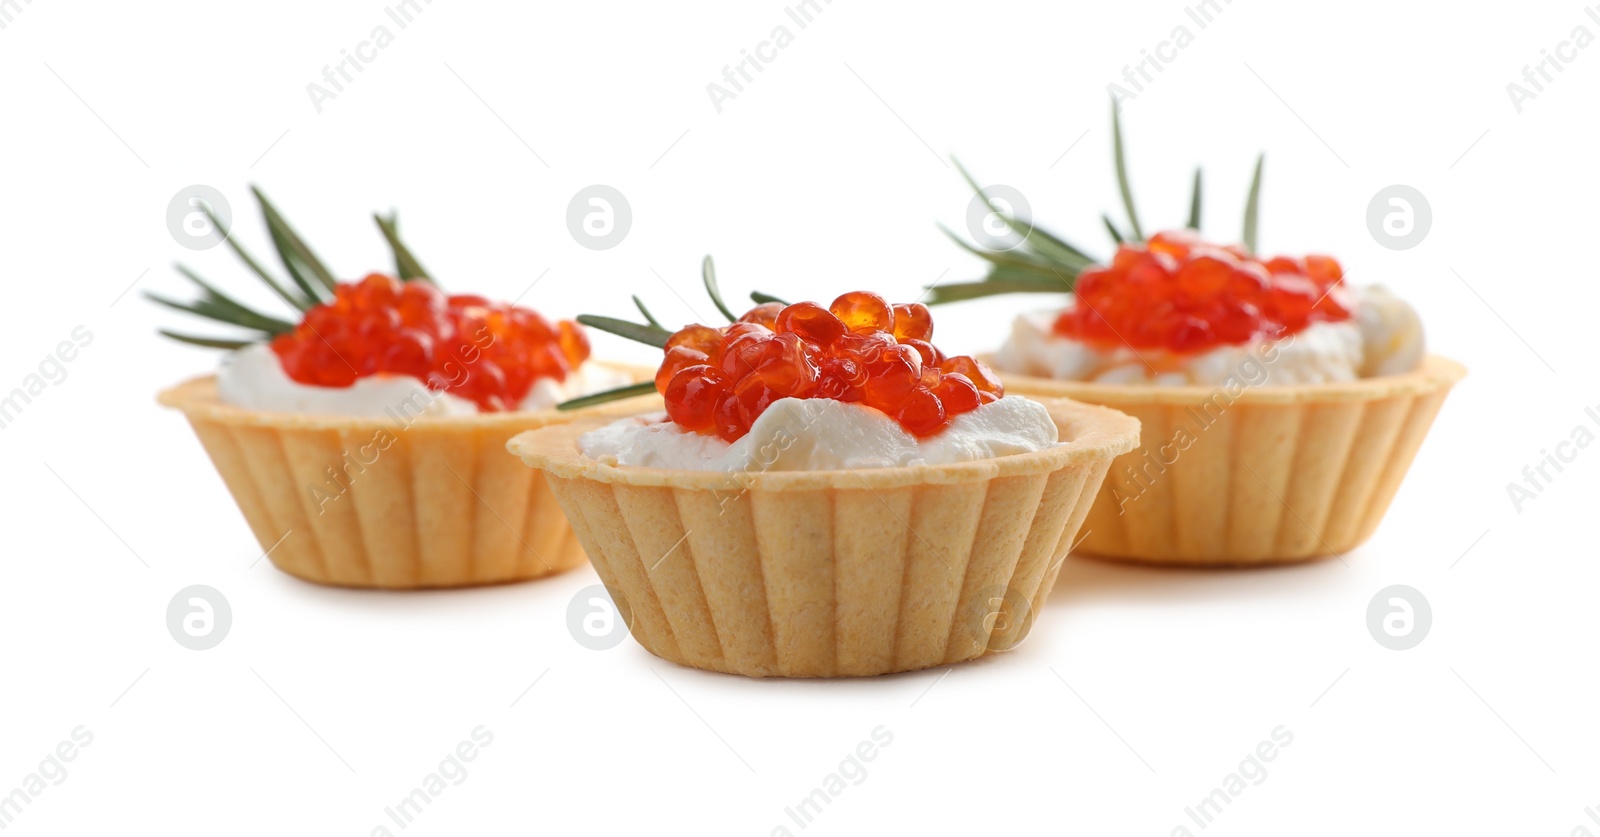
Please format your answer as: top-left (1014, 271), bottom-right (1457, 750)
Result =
top-left (509, 268), bottom-right (1139, 676)
top-left (995, 356), bottom-right (1463, 564)
top-left (511, 396), bottom-right (1135, 676)
top-left (935, 106), bottom-right (1463, 565)
top-left (160, 370), bottom-right (651, 588)
top-left (154, 187), bottom-right (645, 588)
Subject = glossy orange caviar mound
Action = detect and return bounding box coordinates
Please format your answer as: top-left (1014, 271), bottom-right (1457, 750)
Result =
top-left (269, 273), bottom-right (590, 411)
top-left (1054, 230), bottom-right (1354, 354)
top-left (657, 292), bottom-right (1003, 442)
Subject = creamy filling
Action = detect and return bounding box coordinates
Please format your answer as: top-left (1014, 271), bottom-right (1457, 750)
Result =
top-left (578, 396), bottom-right (1059, 472)
top-left (216, 343), bottom-right (632, 416)
top-left (993, 285), bottom-right (1424, 386)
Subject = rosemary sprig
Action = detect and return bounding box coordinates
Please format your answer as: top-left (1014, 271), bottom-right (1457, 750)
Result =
top-left (575, 315), bottom-right (672, 349)
top-left (145, 288), bottom-right (292, 335)
top-left (925, 208), bottom-right (1092, 304)
top-left (171, 264), bottom-right (297, 332)
top-left (157, 330), bottom-right (255, 350)
top-left (560, 255), bottom-right (769, 410)
top-left (557, 381), bottom-right (658, 411)
top-left (1242, 153), bottom-right (1265, 255)
top-left (199, 202), bottom-right (310, 311)
top-left (950, 158), bottom-right (1094, 268)
top-left (252, 185), bottom-right (336, 303)
top-left (1100, 215), bottom-right (1125, 246)
top-left (632, 295), bottom-right (662, 327)
top-left (923, 279), bottom-right (1074, 303)
top-left (934, 106), bottom-right (1268, 305)
top-left (1187, 167), bottom-right (1203, 230)
top-left (374, 212), bottom-right (433, 283)
top-left (937, 225), bottom-right (1077, 280)
top-left (155, 187), bottom-right (454, 351)
top-left (702, 255), bottom-right (736, 322)
top-left (1110, 99), bottom-right (1144, 241)
top-left (927, 156), bottom-right (1100, 305)
top-left (157, 187), bottom-right (343, 348)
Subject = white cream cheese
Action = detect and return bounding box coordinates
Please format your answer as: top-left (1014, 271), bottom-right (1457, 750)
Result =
top-left (578, 396), bottom-right (1060, 472)
top-left (216, 342), bottom-right (631, 416)
top-left (993, 285), bottom-right (1424, 386)
top-left (1354, 286), bottom-right (1425, 377)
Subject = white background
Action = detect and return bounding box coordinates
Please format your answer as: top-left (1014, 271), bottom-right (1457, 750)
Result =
top-left (1, 0), bottom-right (1596, 834)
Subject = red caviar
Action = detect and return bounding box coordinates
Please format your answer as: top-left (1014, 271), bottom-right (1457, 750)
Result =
top-left (1054, 230), bottom-right (1353, 354)
top-left (269, 273), bottom-right (590, 411)
top-left (659, 293), bottom-right (1001, 442)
